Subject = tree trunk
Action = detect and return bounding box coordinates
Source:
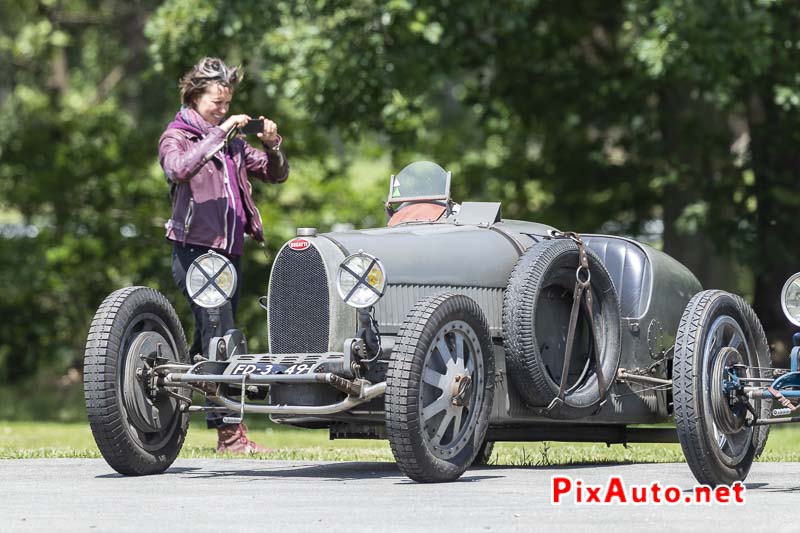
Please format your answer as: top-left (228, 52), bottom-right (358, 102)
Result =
top-left (658, 86), bottom-right (739, 292)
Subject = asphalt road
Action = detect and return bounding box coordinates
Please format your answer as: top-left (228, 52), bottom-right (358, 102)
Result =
top-left (1, 459), bottom-right (798, 532)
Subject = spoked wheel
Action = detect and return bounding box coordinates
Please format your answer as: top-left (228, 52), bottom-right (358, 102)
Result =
top-left (386, 292), bottom-right (495, 482)
top-left (84, 287), bottom-right (190, 475)
top-left (673, 290), bottom-right (771, 486)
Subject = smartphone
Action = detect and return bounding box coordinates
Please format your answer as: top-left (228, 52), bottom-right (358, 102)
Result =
top-left (240, 119), bottom-right (264, 135)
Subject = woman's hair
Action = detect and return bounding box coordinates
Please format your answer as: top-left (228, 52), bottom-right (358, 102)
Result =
top-left (179, 57), bottom-right (243, 105)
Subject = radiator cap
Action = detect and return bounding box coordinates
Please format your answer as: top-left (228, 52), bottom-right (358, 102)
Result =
top-left (296, 227), bottom-right (318, 237)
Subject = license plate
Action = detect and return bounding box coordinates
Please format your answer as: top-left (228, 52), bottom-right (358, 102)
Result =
top-left (230, 362), bottom-right (314, 376)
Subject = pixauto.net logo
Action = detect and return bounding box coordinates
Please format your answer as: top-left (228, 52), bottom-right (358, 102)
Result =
top-left (551, 475), bottom-right (745, 506)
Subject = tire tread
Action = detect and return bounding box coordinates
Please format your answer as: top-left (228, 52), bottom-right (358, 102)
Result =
top-left (83, 286), bottom-right (189, 476)
top-left (673, 290), bottom-right (768, 486)
top-left (386, 292), bottom-right (494, 482)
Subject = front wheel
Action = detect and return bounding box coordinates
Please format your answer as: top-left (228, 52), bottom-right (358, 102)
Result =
top-left (84, 286), bottom-right (190, 475)
top-left (385, 292), bottom-right (495, 482)
top-left (673, 290), bottom-right (770, 486)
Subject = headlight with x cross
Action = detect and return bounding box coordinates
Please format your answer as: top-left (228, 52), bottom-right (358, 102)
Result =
top-left (336, 251), bottom-right (387, 308)
top-left (185, 251), bottom-right (238, 309)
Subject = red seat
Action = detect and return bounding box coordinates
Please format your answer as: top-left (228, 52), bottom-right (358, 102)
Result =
top-left (387, 202), bottom-right (447, 227)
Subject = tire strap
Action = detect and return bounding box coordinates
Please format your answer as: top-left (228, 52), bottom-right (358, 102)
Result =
top-left (768, 386), bottom-right (798, 412)
top-left (549, 231), bottom-right (606, 408)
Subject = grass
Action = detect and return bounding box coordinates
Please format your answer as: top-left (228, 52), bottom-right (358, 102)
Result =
top-left (2, 418), bottom-right (800, 465)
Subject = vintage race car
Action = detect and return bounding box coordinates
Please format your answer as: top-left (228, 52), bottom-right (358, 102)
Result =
top-left (84, 161), bottom-right (778, 484)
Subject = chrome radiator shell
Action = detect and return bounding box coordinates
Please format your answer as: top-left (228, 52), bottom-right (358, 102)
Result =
top-left (267, 236), bottom-right (351, 353)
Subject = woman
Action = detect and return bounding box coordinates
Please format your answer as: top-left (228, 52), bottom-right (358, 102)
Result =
top-left (158, 57), bottom-right (289, 453)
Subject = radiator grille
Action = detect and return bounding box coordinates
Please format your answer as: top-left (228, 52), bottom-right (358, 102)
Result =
top-left (269, 246), bottom-right (330, 353)
top-left (374, 284), bottom-right (503, 335)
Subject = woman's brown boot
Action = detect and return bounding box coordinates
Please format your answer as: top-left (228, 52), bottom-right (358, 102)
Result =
top-left (216, 424), bottom-right (273, 454)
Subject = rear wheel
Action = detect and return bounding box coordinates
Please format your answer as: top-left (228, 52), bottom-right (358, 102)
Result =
top-left (673, 290), bottom-right (770, 486)
top-left (386, 292), bottom-right (495, 482)
top-left (84, 287), bottom-right (189, 475)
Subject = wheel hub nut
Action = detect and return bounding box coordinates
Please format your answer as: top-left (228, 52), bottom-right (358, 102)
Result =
top-left (451, 374), bottom-right (473, 407)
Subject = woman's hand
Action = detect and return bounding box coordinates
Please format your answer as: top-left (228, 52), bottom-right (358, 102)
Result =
top-left (257, 116), bottom-right (280, 148)
top-left (220, 114), bottom-right (251, 133)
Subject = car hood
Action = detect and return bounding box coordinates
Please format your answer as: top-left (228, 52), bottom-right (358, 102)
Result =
top-left (320, 220), bottom-right (554, 288)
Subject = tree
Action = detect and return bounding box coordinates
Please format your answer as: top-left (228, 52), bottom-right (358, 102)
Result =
top-left (146, 0), bottom-right (800, 350)
top-left (3, 0), bottom-right (799, 388)
top-left (0, 0), bottom-right (172, 381)
top-left (0, 0), bottom-right (387, 385)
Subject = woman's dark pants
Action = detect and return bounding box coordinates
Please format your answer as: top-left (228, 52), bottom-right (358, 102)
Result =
top-left (172, 243), bottom-right (242, 429)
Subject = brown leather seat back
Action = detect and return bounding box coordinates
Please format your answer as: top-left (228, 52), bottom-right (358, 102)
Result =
top-left (387, 202), bottom-right (447, 227)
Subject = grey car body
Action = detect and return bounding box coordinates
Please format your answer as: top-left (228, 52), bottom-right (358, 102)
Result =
top-left (262, 209), bottom-right (700, 432)
top-left (94, 161), bottom-right (780, 485)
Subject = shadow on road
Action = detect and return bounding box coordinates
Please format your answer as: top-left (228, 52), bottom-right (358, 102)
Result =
top-left (477, 462), bottom-right (636, 471)
top-left (94, 462), bottom-right (800, 492)
top-left (93, 460), bottom-right (594, 482)
top-left (167, 461), bottom-right (504, 483)
top-left (96, 461), bottom-right (505, 482)
top-left (94, 461), bottom-right (679, 482)
top-left (96, 466), bottom-right (202, 479)
top-left (746, 482), bottom-right (800, 493)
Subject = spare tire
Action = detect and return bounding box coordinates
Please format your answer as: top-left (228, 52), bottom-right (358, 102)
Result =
top-left (503, 238), bottom-right (621, 418)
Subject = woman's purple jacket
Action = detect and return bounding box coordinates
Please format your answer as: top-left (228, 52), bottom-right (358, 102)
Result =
top-left (158, 118), bottom-right (289, 254)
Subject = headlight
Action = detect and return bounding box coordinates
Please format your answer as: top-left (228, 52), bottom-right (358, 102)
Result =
top-left (781, 272), bottom-right (800, 327)
top-left (336, 252), bottom-right (387, 308)
top-left (185, 251), bottom-right (237, 309)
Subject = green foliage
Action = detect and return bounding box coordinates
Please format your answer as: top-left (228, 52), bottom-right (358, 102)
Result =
top-left (3, 0), bottom-right (800, 391)
top-left (0, 0), bottom-right (391, 382)
top-left (0, 0), bottom-right (180, 381)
